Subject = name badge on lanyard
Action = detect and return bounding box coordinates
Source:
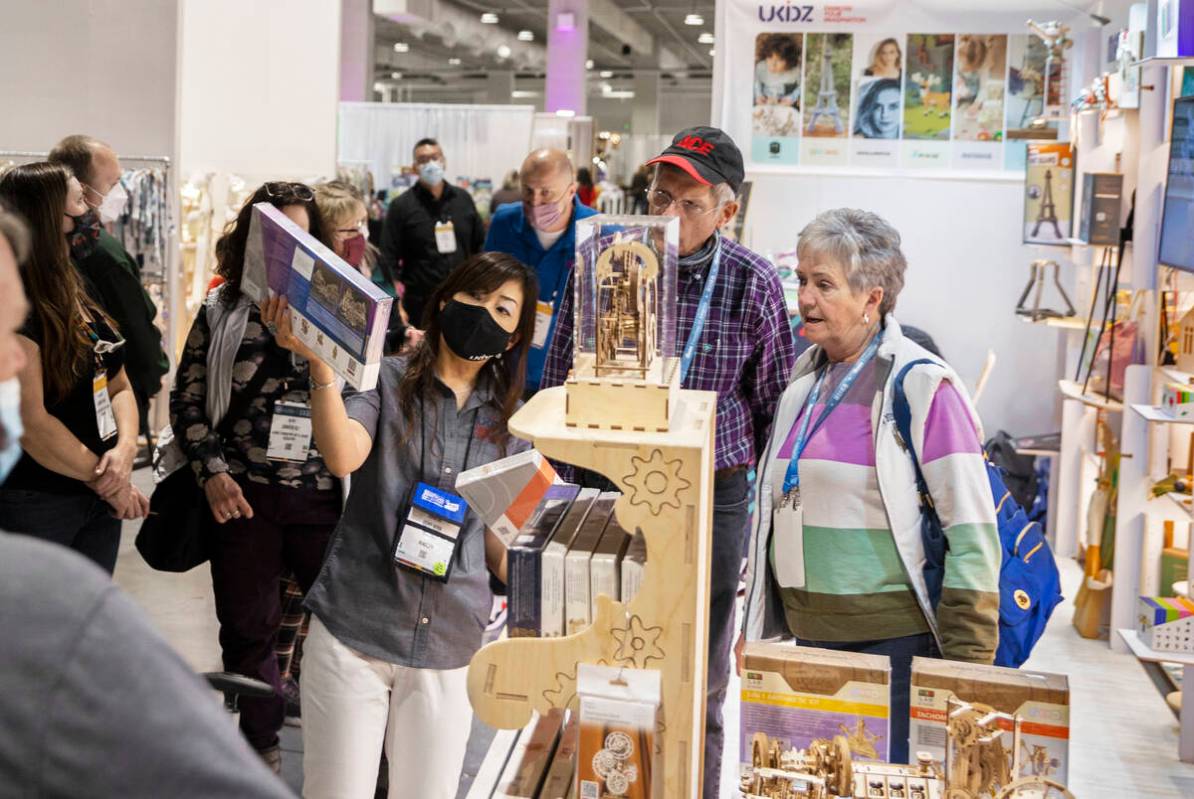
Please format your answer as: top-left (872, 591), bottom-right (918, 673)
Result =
top-left (435, 221), bottom-right (457, 254)
top-left (393, 482), bottom-right (469, 581)
top-left (266, 401), bottom-right (313, 462)
top-left (92, 371), bottom-right (118, 442)
top-left (532, 300), bottom-right (554, 350)
top-left (772, 501), bottom-right (807, 588)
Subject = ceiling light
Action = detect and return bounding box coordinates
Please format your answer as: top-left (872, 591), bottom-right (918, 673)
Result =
top-left (511, 90), bottom-right (540, 98)
top-left (393, 42), bottom-right (409, 53)
top-left (518, 30), bottom-right (534, 42)
top-left (391, 71), bottom-right (403, 79)
top-left (496, 44), bottom-right (512, 59)
top-left (599, 70), bottom-right (613, 78)
top-left (698, 32), bottom-right (714, 44)
top-left (481, 12), bottom-right (499, 24)
top-left (556, 109), bottom-right (576, 118)
top-left (601, 82), bottom-right (613, 93)
top-left (448, 57), bottom-right (462, 66)
top-left (585, 59), bottom-right (594, 70)
top-left (684, 13), bottom-right (704, 26)
top-left (372, 82), bottom-right (387, 92)
top-left (605, 90), bottom-right (635, 99)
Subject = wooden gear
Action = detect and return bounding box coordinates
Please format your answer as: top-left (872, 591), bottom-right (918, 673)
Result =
top-left (467, 385), bottom-right (718, 798)
top-left (594, 240), bottom-right (659, 378)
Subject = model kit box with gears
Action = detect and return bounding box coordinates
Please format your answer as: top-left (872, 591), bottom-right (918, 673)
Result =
top-left (739, 641), bottom-right (892, 782)
top-left (909, 657), bottom-right (1070, 796)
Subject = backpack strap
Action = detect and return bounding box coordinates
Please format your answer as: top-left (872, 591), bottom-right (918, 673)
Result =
top-left (892, 358), bottom-right (939, 505)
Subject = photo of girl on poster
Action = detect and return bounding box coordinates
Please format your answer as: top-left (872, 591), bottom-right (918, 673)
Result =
top-left (863, 37), bottom-right (902, 79)
top-left (904, 34), bottom-right (956, 140)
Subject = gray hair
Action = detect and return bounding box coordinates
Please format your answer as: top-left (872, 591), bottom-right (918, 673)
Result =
top-left (0, 199), bottom-right (30, 264)
top-left (796, 208), bottom-right (906, 316)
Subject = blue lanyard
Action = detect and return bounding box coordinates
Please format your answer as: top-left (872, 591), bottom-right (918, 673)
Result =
top-left (781, 334), bottom-right (881, 502)
top-left (679, 243), bottom-right (722, 385)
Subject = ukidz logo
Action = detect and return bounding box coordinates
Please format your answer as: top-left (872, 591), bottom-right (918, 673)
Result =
top-left (758, 2), bottom-right (815, 23)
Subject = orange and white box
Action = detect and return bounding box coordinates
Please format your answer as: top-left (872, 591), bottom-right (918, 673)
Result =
top-left (457, 449), bottom-right (563, 546)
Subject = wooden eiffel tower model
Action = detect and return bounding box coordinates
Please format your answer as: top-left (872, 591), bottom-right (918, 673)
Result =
top-left (806, 38), bottom-right (844, 134)
top-left (1032, 168), bottom-right (1063, 239)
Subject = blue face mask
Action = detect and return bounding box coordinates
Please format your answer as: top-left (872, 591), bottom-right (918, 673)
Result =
top-left (418, 160), bottom-right (445, 187)
top-left (0, 378), bottom-right (23, 484)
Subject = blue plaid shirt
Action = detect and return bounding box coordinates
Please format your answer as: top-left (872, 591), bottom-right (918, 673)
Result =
top-left (541, 236), bottom-right (796, 471)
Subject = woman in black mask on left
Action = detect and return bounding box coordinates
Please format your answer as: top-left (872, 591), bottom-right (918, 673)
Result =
top-left (260, 251), bottom-right (537, 798)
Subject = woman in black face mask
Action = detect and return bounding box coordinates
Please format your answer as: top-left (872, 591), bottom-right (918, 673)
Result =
top-left (260, 251), bottom-right (537, 798)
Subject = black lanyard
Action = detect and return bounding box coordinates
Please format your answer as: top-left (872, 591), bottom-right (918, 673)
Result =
top-left (418, 391), bottom-right (480, 488)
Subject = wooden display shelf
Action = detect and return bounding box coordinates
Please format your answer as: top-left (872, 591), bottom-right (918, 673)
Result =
top-left (1058, 379), bottom-right (1123, 411)
top-left (466, 384), bottom-right (717, 798)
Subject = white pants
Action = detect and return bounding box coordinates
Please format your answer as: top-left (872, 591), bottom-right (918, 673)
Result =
top-left (301, 615), bottom-right (473, 799)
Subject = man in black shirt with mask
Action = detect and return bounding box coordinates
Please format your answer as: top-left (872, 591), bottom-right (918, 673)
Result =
top-left (379, 138), bottom-right (485, 327)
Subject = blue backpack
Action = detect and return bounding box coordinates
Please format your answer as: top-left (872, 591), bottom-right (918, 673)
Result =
top-left (893, 360), bottom-right (1063, 668)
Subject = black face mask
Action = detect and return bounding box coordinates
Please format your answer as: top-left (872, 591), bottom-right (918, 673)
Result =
top-left (66, 209), bottom-right (102, 262)
top-left (439, 299), bottom-right (512, 361)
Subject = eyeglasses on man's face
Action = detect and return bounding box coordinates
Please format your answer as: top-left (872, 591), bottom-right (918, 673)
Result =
top-left (645, 187), bottom-right (718, 218)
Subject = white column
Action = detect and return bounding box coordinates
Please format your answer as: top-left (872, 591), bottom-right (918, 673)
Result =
top-left (545, 0), bottom-right (588, 115)
top-left (632, 70), bottom-right (660, 135)
top-left (340, 0), bottom-right (374, 102)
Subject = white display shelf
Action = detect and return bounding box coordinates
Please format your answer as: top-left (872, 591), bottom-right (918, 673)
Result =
top-left (1132, 56), bottom-right (1194, 67)
top-left (1131, 403), bottom-right (1194, 424)
top-left (1058, 379), bottom-right (1123, 411)
top-left (1019, 315), bottom-right (1087, 331)
top-left (1118, 629), bottom-right (1194, 763)
top-left (1119, 628), bottom-right (1194, 666)
top-left (1163, 491), bottom-right (1194, 520)
top-left (1159, 366), bottom-right (1194, 385)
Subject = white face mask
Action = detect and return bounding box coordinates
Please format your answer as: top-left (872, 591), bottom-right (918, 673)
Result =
top-left (96, 181), bottom-right (128, 224)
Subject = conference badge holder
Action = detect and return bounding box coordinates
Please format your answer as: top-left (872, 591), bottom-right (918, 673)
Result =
top-left (393, 481), bottom-right (469, 582)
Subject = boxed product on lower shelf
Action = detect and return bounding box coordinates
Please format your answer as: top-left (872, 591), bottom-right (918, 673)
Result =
top-left (565, 492), bottom-right (619, 635)
top-left (493, 709), bottom-right (567, 799)
top-left (909, 657), bottom-right (1070, 795)
top-left (740, 641), bottom-right (892, 776)
top-left (621, 533), bottom-right (647, 603)
top-left (540, 712), bottom-right (580, 799)
top-left (590, 515), bottom-right (631, 618)
top-left (1137, 595), bottom-right (1194, 652)
top-left (577, 663), bottom-right (660, 799)
top-left (541, 489), bottom-right (600, 638)
top-left (508, 485), bottom-right (582, 638)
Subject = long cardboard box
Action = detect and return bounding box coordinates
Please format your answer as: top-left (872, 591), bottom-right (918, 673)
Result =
top-left (590, 515), bottom-right (631, 617)
top-left (541, 488), bottom-right (599, 638)
top-left (909, 657), bottom-right (1070, 795)
top-left (508, 485), bottom-right (581, 638)
top-left (242, 202), bottom-right (392, 390)
top-left (565, 492), bottom-right (618, 635)
top-left (740, 641), bottom-right (891, 778)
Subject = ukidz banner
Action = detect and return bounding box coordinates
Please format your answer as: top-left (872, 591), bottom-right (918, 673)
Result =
top-left (714, 0), bottom-right (1064, 172)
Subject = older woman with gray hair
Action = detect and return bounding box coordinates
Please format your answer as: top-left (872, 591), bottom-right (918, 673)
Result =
top-left (740, 208), bottom-right (1000, 763)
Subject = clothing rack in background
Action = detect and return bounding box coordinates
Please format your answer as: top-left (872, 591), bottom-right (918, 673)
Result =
top-left (0, 148), bottom-right (181, 432)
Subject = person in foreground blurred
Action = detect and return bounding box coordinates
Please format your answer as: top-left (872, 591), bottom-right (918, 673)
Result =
top-left (0, 199), bottom-right (294, 798)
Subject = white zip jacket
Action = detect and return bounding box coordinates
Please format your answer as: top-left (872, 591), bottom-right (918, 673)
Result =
top-left (742, 317), bottom-right (1000, 662)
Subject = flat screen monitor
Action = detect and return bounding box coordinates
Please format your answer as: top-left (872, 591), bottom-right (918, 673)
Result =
top-left (1160, 95), bottom-right (1194, 272)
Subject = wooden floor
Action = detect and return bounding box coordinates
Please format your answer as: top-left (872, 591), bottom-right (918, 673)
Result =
top-left (115, 467), bottom-right (1194, 797)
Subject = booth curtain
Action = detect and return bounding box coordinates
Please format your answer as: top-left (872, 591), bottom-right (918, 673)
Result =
top-left (338, 102), bottom-right (536, 192)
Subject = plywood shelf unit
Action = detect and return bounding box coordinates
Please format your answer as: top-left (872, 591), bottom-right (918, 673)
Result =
top-left (466, 384), bottom-right (718, 798)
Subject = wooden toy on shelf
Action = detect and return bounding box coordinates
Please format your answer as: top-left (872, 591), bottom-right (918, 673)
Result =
top-left (466, 214), bottom-right (715, 798)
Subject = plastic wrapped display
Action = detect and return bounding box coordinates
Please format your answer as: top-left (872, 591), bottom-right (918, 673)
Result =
top-left (242, 202), bottom-right (394, 390)
top-left (577, 663), bottom-right (660, 799)
top-left (568, 215), bottom-right (680, 432)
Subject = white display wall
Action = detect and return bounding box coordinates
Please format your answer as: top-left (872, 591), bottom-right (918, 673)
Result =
top-left (714, 0), bottom-right (1098, 436)
top-left (338, 102), bottom-right (536, 193)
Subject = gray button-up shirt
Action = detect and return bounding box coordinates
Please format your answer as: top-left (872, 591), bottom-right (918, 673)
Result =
top-left (305, 356), bottom-right (528, 669)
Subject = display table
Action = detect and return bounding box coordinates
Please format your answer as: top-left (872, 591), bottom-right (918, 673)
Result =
top-left (466, 385), bottom-right (717, 798)
top-left (1117, 628), bottom-right (1194, 763)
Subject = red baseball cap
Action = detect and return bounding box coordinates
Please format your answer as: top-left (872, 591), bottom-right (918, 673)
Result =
top-left (646, 126), bottom-right (745, 193)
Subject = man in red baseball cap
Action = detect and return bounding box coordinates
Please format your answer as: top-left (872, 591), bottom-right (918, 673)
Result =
top-left (543, 126), bottom-right (796, 797)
